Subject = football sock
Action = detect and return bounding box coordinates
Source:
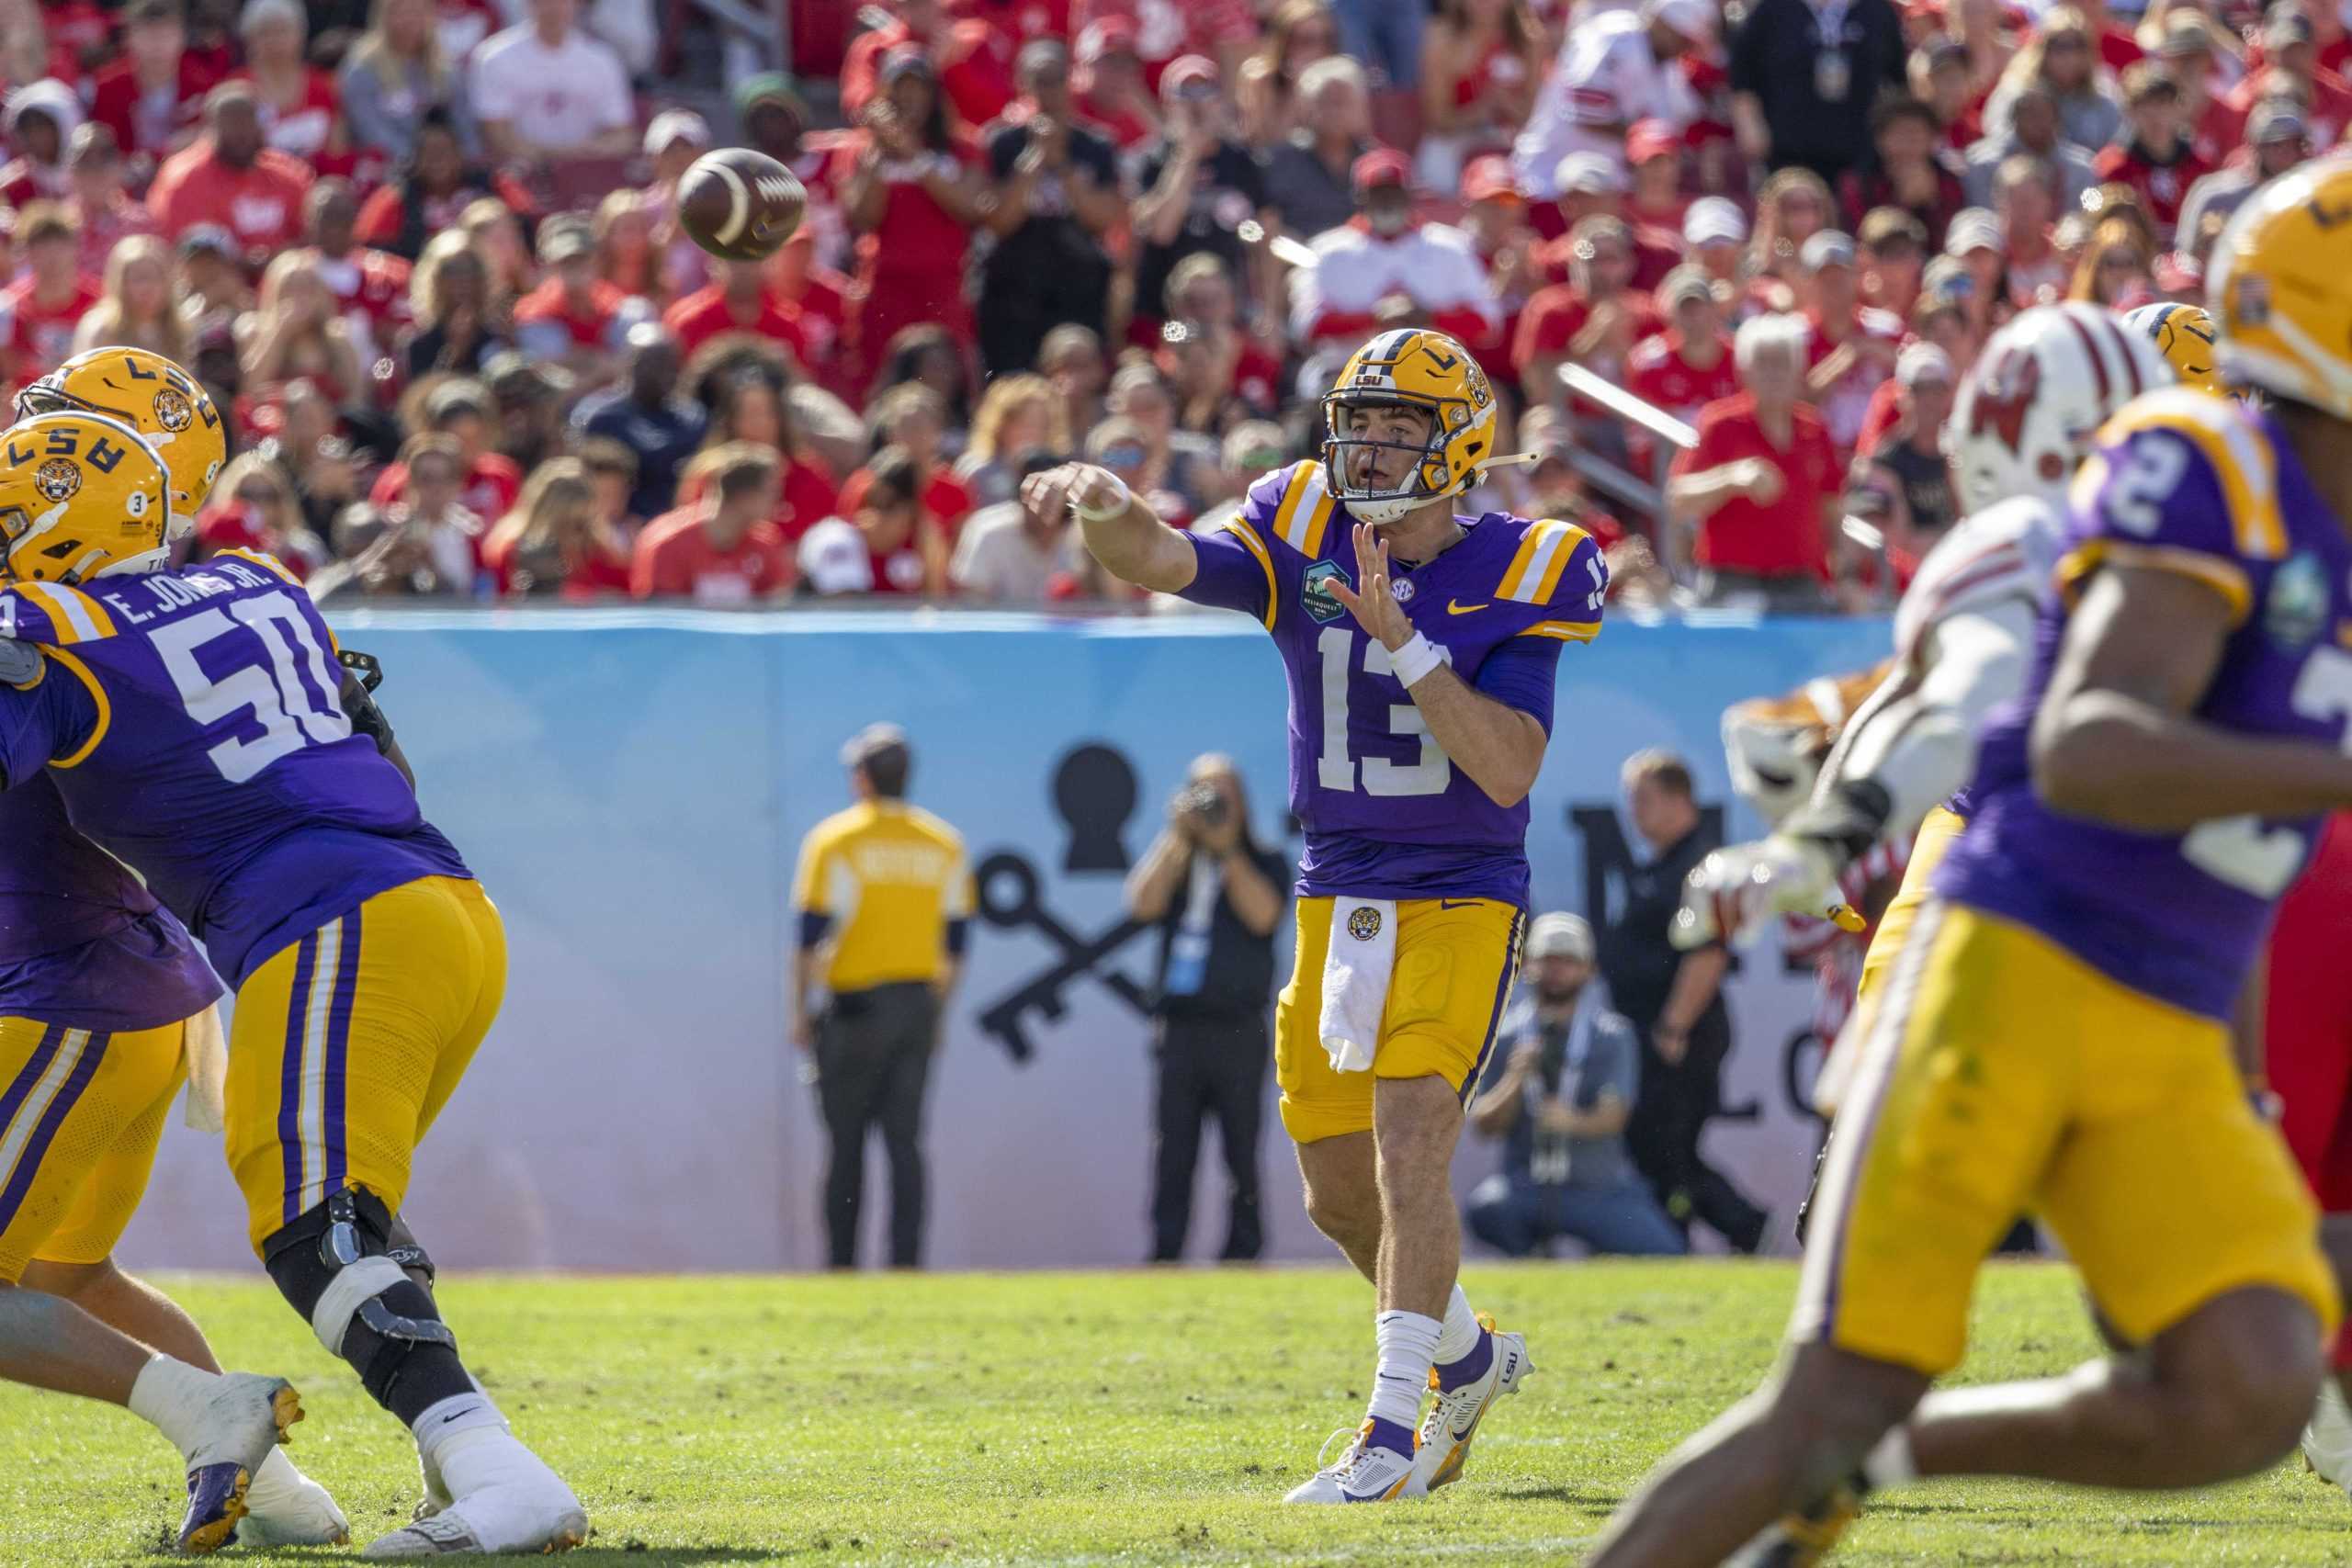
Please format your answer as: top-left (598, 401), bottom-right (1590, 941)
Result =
top-left (1433, 1285), bottom-right (1492, 1391)
top-left (1366, 1309), bottom-right (1442, 1448)
top-left (1860, 1426), bottom-right (1917, 1491)
top-left (128, 1354), bottom-right (218, 1456)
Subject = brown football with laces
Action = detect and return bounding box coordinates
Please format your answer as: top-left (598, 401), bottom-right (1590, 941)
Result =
top-left (676, 147), bottom-right (805, 262)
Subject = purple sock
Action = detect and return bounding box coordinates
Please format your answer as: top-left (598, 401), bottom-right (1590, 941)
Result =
top-left (1433, 1326), bottom-right (1494, 1392)
top-left (1365, 1416), bottom-right (1417, 1459)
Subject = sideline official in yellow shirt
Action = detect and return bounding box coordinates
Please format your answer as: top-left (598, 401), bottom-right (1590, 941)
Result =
top-left (791, 725), bottom-right (972, 1269)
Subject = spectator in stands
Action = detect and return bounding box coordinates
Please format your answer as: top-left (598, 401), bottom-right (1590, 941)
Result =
top-left (1414, 0), bottom-right (1544, 190)
top-left (1104, 363), bottom-right (1221, 521)
top-left (578, 436), bottom-right (640, 537)
top-left (1131, 56), bottom-right (1273, 349)
top-left (1796, 230), bottom-right (1902, 454)
top-left (0, 80), bottom-right (80, 208)
top-left (1741, 167), bottom-right (1833, 314)
top-left (1602, 750), bottom-right (1769, 1253)
top-left (1836, 96), bottom-right (1965, 251)
top-left (194, 451), bottom-right (328, 575)
top-left (149, 81), bottom-right (312, 266)
top-left (239, 252), bottom-right (362, 404)
top-left (841, 49), bottom-right (987, 390)
top-left (636, 111), bottom-right (712, 304)
top-left (573, 322), bottom-right (705, 522)
top-left (2068, 212), bottom-right (2154, 305)
top-left (483, 350), bottom-right (572, 472)
top-left (734, 77), bottom-right (838, 276)
top-left (1290, 150), bottom-right (1501, 356)
top-left (1681, 197), bottom-right (1747, 288)
top-left (1163, 254), bottom-right (1283, 422)
top-left (1235, 0), bottom-right (1340, 144)
top-left (482, 455), bottom-right (633, 598)
top-left (1962, 81), bottom-right (2100, 212)
top-left (2230, 9), bottom-right (2352, 148)
top-left (761, 231), bottom-right (850, 391)
top-left (632, 442), bottom-right (790, 604)
top-left (299, 180), bottom-right (412, 368)
top-left (1513, 0), bottom-right (1709, 200)
top-left (1465, 912), bottom-right (1685, 1258)
top-left (1623, 121), bottom-right (1689, 241)
top-left (1984, 10), bottom-right (2123, 155)
top-left (847, 445), bottom-right (943, 595)
top-left (845, 383), bottom-right (971, 541)
top-left (1855, 207), bottom-right (1926, 320)
top-left (1039, 323), bottom-right (1106, 451)
top-left (370, 377), bottom-right (522, 526)
top-left (1668, 312), bottom-right (1841, 612)
top-left (1853, 341), bottom-right (1958, 547)
top-left (2151, 10), bottom-right (2229, 162)
top-left (354, 112), bottom-right (519, 263)
top-left (2180, 102), bottom-right (2310, 242)
top-left (1513, 215), bottom-right (1658, 412)
top-left (594, 188), bottom-right (662, 307)
top-left (341, 0), bottom-right (475, 164)
top-left (1540, 154), bottom-right (1679, 290)
top-left (0, 1), bottom-right (71, 100)
top-left (90, 0), bottom-right (216, 181)
top-left (2093, 62), bottom-right (2211, 243)
top-left (692, 359), bottom-right (841, 541)
top-left (2, 205), bottom-right (97, 389)
top-left (978, 40), bottom-right (1121, 378)
top-left (343, 431), bottom-right (480, 588)
top-left (1729, 0), bottom-right (1906, 183)
top-left (514, 215), bottom-right (637, 378)
top-left (469, 0), bottom-right (636, 161)
top-left (1626, 266), bottom-right (1737, 431)
top-left (403, 231), bottom-right (509, 379)
top-left (238, 0), bottom-right (346, 174)
top-left (956, 371), bottom-right (1067, 507)
top-left (72, 233), bottom-right (186, 360)
top-left (951, 453), bottom-right (1076, 601)
top-left (64, 126), bottom-right (156, 280)
top-left (1072, 17), bottom-right (1159, 152)
top-left (664, 257), bottom-right (808, 364)
top-left (1260, 56), bottom-right (1373, 242)
top-left (175, 224), bottom-right (250, 343)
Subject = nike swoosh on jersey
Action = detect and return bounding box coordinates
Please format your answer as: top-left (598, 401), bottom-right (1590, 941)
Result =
top-left (1446, 599), bottom-right (1489, 615)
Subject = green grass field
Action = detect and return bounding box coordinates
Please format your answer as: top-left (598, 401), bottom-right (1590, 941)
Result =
top-left (6, 1261), bottom-right (2347, 1565)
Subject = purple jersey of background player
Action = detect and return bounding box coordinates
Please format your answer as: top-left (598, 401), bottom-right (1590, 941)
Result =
top-left (1939, 392), bottom-right (2352, 1021)
top-left (0, 554), bottom-right (469, 988)
top-left (0, 773), bottom-right (220, 1031)
top-left (1178, 459), bottom-right (1606, 908)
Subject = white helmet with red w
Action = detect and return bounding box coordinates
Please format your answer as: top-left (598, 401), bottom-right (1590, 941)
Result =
top-left (1946, 302), bottom-right (2176, 516)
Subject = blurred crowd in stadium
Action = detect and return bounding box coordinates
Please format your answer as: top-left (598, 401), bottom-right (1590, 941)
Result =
top-left (0, 0), bottom-right (2322, 604)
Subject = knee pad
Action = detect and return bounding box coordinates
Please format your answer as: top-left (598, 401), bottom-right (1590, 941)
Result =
top-left (263, 1190), bottom-right (465, 1418)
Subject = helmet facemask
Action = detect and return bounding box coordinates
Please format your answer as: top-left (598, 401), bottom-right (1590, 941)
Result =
top-left (1320, 389), bottom-right (1467, 525)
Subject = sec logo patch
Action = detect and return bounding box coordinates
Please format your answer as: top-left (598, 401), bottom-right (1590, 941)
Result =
top-left (1347, 906), bottom-right (1383, 942)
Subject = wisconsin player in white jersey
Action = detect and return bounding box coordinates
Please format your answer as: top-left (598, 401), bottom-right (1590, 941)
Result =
top-left (1026, 329), bottom-right (1604, 1504)
top-left (1677, 303), bottom-right (2175, 1050)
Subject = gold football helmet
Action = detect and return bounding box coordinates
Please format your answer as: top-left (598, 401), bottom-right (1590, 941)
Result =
top-left (17, 346), bottom-right (226, 534)
top-left (2210, 154), bottom-right (2352, 420)
top-left (0, 412), bottom-right (171, 583)
top-left (1320, 329), bottom-right (1499, 524)
top-left (2124, 301), bottom-right (2222, 394)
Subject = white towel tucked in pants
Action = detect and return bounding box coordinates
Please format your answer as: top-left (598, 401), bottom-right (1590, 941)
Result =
top-left (1317, 897), bottom-right (1398, 1074)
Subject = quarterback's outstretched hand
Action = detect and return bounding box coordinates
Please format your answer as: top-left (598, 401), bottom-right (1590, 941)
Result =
top-left (1672, 835), bottom-right (1842, 952)
top-left (1327, 523), bottom-right (1412, 650)
top-left (1021, 462), bottom-right (1126, 527)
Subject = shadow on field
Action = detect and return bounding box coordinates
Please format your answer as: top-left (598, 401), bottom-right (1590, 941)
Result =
top-left (1497, 1483), bottom-right (1626, 1509)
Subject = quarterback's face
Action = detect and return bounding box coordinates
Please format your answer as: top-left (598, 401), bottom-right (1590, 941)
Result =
top-left (1341, 403), bottom-right (1434, 491)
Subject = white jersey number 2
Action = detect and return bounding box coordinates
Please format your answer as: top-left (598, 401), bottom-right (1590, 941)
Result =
top-left (152, 590), bottom-right (353, 784)
top-left (1316, 626), bottom-right (1453, 796)
top-left (2181, 646), bottom-right (2352, 897)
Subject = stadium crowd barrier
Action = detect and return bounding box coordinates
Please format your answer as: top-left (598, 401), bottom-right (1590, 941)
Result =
top-left (117, 607), bottom-right (1896, 1273)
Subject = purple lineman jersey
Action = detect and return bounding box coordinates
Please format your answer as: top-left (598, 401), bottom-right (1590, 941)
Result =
top-left (0, 552), bottom-right (470, 988)
top-left (0, 772), bottom-right (221, 1031)
top-left (1178, 459), bottom-right (1607, 907)
top-left (1938, 389), bottom-right (2352, 1021)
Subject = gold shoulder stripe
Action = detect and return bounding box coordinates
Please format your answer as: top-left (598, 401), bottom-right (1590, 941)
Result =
top-left (16, 581), bottom-right (116, 644)
top-left (1516, 618), bottom-right (1601, 642)
top-left (41, 646), bottom-right (109, 767)
top-left (1214, 517), bottom-right (1279, 631)
top-left (2057, 539), bottom-right (2252, 626)
top-left (218, 547), bottom-right (305, 586)
top-left (1271, 461), bottom-right (1336, 558)
top-left (1499, 520), bottom-right (1591, 604)
top-left (2092, 391), bottom-right (2286, 561)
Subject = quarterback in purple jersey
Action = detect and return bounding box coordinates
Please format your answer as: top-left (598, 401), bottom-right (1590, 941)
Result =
top-left (1027, 327), bottom-right (1601, 1504)
top-left (1592, 171), bottom-right (2352, 1568)
top-left (0, 411), bottom-right (585, 1557)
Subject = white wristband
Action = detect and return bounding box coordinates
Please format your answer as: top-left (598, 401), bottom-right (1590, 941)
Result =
top-left (1390, 632), bottom-right (1444, 688)
top-left (1070, 472), bottom-right (1132, 523)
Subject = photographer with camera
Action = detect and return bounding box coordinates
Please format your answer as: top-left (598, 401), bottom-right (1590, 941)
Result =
top-left (1125, 753), bottom-right (1289, 1263)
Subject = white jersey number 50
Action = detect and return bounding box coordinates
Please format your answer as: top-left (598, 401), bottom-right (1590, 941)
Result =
top-left (153, 590), bottom-right (352, 784)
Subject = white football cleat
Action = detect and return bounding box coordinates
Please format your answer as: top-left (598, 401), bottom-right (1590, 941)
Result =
top-left (174, 1374), bottom-right (302, 1555)
top-left (362, 1432), bottom-right (586, 1558)
top-left (233, 1447), bottom-right (348, 1546)
top-left (1282, 1422), bottom-right (1425, 1504)
top-left (2305, 1377), bottom-right (2352, 1491)
top-left (1413, 1317), bottom-right (1533, 1493)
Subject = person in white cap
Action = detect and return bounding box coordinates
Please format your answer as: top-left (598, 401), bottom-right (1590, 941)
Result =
top-left (1852, 340), bottom-right (1957, 543)
top-left (1681, 196), bottom-right (1747, 288)
top-left (1464, 913), bottom-right (1684, 1258)
top-left (1510, 0), bottom-right (1708, 199)
top-left (1794, 228), bottom-right (1904, 453)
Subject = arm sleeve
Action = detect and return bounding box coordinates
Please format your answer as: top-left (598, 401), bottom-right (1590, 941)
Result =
top-left (0, 656), bottom-right (97, 788)
top-left (1173, 466), bottom-right (1290, 625)
top-left (1472, 635), bottom-right (1566, 734)
top-left (790, 832), bottom-right (833, 949)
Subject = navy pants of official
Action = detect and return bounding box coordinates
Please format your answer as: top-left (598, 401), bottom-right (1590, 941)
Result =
top-left (1149, 1010), bottom-right (1269, 1263)
top-left (1466, 1173), bottom-right (1689, 1258)
top-left (817, 981), bottom-right (938, 1269)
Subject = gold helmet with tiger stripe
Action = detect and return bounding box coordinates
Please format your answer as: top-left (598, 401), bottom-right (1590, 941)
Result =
top-left (1320, 329), bottom-right (1499, 524)
top-left (2124, 301), bottom-right (2222, 394)
top-left (16, 346), bottom-right (226, 536)
top-left (0, 412), bottom-right (171, 583)
top-left (2210, 153), bottom-right (2352, 420)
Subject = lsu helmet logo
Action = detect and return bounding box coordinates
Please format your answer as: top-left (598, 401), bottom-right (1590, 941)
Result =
top-left (152, 385), bottom-right (193, 433)
top-left (34, 457), bottom-right (80, 504)
top-left (1347, 906), bottom-right (1383, 942)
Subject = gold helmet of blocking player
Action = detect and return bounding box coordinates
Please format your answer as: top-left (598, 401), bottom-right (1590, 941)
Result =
top-left (2210, 153), bottom-right (2352, 420)
top-left (0, 411), bottom-right (171, 583)
top-left (2124, 301), bottom-right (2222, 395)
top-left (16, 346), bottom-right (226, 535)
top-left (1320, 329), bottom-right (1499, 524)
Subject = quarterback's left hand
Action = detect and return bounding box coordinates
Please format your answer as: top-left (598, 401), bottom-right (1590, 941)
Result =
top-left (1673, 835), bottom-right (1842, 952)
top-left (1327, 523), bottom-right (1413, 651)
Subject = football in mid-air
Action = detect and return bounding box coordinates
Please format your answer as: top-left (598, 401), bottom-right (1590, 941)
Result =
top-left (677, 148), bottom-right (805, 262)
